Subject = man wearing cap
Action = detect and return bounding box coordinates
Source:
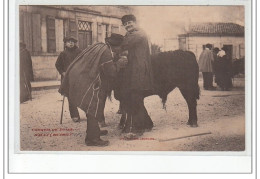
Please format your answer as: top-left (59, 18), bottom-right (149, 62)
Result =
top-left (55, 36), bottom-right (82, 122)
top-left (118, 14), bottom-right (154, 138)
top-left (59, 33), bottom-right (128, 146)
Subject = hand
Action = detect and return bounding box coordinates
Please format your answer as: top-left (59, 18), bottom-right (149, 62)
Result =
top-left (116, 56), bottom-right (128, 68)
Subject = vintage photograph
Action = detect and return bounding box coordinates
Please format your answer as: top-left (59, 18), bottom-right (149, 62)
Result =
top-left (19, 5), bottom-right (245, 151)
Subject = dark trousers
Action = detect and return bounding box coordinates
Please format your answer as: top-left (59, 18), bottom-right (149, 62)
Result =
top-left (68, 100), bottom-right (80, 118)
top-left (217, 72), bottom-right (233, 90)
top-left (121, 91), bottom-right (153, 133)
top-left (202, 72), bottom-right (214, 89)
top-left (85, 115), bottom-right (101, 141)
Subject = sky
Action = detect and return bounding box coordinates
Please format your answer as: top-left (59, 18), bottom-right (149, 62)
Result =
top-left (132, 6), bottom-right (244, 45)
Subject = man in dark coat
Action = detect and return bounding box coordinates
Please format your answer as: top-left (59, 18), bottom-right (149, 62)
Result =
top-left (214, 47), bottom-right (233, 91)
top-left (118, 14), bottom-right (154, 138)
top-left (55, 36), bottom-right (82, 122)
top-left (59, 34), bottom-right (128, 146)
top-left (20, 42), bottom-right (34, 103)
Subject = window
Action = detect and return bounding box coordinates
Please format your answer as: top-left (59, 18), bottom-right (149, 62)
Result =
top-left (46, 17), bottom-right (77, 53)
top-left (239, 44), bottom-right (245, 58)
top-left (78, 20), bottom-right (91, 31)
top-left (20, 12), bottom-right (41, 54)
top-left (46, 16), bottom-right (56, 53)
top-left (78, 20), bottom-right (92, 50)
top-left (97, 23), bottom-right (109, 42)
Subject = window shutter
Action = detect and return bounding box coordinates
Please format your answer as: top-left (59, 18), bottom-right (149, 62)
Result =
top-left (32, 14), bottom-right (41, 53)
top-left (111, 25), bottom-right (119, 33)
top-left (69, 19), bottom-right (77, 38)
top-left (97, 23), bottom-right (102, 42)
top-left (19, 12), bottom-right (24, 43)
top-left (23, 12), bottom-right (33, 52)
top-left (46, 16), bottom-right (56, 53)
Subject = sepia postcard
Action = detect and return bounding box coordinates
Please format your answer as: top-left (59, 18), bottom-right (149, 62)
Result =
top-left (6, 0), bottom-right (255, 174)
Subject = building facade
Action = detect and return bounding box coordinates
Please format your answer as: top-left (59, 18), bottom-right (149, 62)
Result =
top-left (178, 23), bottom-right (245, 60)
top-left (19, 5), bottom-right (133, 81)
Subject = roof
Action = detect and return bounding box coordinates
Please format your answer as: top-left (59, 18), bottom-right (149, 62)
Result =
top-left (183, 22), bottom-right (244, 37)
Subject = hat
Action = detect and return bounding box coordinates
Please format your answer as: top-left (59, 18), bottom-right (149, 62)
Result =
top-left (205, 43), bottom-right (212, 49)
top-left (105, 33), bottom-right (124, 46)
top-left (121, 14), bottom-right (136, 25)
top-left (63, 35), bottom-right (78, 43)
top-left (213, 47), bottom-right (220, 53)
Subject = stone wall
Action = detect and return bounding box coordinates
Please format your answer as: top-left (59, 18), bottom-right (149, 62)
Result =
top-left (32, 55), bottom-right (60, 81)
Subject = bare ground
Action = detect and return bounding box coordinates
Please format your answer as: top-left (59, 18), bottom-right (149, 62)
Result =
top-left (20, 77), bottom-right (245, 151)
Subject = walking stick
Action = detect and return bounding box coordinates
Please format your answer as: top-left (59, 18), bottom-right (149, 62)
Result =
top-left (60, 95), bottom-right (65, 124)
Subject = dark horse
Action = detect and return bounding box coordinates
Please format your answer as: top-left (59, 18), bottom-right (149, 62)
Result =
top-left (113, 50), bottom-right (200, 128)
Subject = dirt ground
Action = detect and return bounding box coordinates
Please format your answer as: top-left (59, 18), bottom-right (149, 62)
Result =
top-left (20, 77), bottom-right (245, 151)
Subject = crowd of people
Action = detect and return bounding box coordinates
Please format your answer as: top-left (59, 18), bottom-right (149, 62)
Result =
top-left (198, 44), bottom-right (233, 91)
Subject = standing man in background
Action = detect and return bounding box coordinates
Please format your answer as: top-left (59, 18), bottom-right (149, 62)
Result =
top-left (118, 14), bottom-right (154, 139)
top-left (198, 43), bottom-right (216, 90)
top-left (55, 36), bottom-right (82, 122)
top-left (20, 42), bottom-right (34, 103)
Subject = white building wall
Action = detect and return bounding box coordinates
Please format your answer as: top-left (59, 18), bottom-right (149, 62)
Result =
top-left (186, 36), bottom-right (244, 60)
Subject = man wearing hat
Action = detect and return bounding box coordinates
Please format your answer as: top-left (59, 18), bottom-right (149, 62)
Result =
top-left (59, 33), bottom-right (128, 146)
top-left (198, 43), bottom-right (216, 90)
top-left (55, 35), bottom-right (82, 122)
top-left (118, 14), bottom-right (154, 138)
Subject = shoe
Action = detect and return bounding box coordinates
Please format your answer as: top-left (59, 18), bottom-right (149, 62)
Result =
top-left (124, 132), bottom-right (138, 140)
top-left (85, 138), bottom-right (109, 147)
top-left (100, 130), bottom-right (108, 136)
top-left (208, 87), bottom-right (216, 91)
top-left (72, 117), bottom-right (80, 122)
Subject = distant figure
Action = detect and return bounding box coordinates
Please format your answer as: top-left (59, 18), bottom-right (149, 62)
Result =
top-left (214, 47), bottom-right (233, 91)
top-left (212, 47), bottom-right (220, 85)
top-left (20, 42), bottom-right (34, 103)
top-left (198, 44), bottom-right (216, 90)
top-left (55, 36), bottom-right (82, 122)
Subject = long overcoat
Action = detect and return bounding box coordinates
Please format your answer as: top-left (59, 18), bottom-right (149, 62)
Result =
top-left (198, 49), bottom-right (214, 72)
top-left (121, 28), bottom-right (154, 94)
top-left (20, 47), bottom-right (34, 103)
top-left (55, 46), bottom-right (82, 76)
top-left (59, 43), bottom-right (117, 119)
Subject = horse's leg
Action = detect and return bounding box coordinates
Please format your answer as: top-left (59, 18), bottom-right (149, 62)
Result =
top-left (179, 87), bottom-right (198, 127)
top-left (118, 101), bottom-right (127, 129)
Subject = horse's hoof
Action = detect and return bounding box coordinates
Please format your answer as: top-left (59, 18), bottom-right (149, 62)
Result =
top-left (186, 122), bottom-right (198, 127)
top-left (190, 124), bottom-right (198, 128)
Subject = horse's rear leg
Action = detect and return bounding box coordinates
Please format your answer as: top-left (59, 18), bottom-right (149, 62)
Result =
top-left (179, 87), bottom-right (198, 127)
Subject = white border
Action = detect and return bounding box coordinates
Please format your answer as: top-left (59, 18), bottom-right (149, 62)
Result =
top-left (6, 0), bottom-right (255, 175)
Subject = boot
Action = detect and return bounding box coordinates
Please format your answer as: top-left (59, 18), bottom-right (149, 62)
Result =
top-left (85, 138), bottom-right (109, 147)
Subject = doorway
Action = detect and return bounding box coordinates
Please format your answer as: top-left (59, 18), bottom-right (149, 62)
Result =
top-left (78, 31), bottom-right (92, 50)
top-left (222, 45), bottom-right (233, 60)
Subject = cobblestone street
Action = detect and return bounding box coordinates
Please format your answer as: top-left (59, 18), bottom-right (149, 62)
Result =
top-left (20, 77), bottom-right (246, 151)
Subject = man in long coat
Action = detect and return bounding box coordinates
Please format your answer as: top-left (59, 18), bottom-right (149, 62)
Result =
top-left (55, 36), bottom-right (82, 122)
top-left (20, 42), bottom-right (34, 103)
top-left (118, 14), bottom-right (154, 137)
top-left (198, 44), bottom-right (216, 90)
top-left (59, 34), bottom-right (128, 146)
